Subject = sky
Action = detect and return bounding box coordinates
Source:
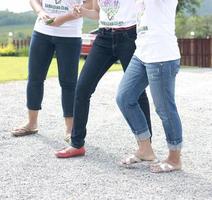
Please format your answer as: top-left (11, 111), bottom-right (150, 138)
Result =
top-left (0, 0), bottom-right (32, 13)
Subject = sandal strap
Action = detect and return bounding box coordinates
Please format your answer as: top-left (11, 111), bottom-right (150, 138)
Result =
top-left (159, 163), bottom-right (174, 171)
top-left (150, 161), bottom-right (181, 173)
top-left (122, 154), bottom-right (159, 166)
top-left (125, 155), bottom-right (141, 165)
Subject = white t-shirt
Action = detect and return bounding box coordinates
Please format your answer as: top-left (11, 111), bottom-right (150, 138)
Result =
top-left (134, 0), bottom-right (181, 63)
top-left (34, 0), bottom-right (83, 37)
top-left (98, 0), bottom-right (137, 28)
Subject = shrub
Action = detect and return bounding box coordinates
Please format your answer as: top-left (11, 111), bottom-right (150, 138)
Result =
top-left (0, 43), bottom-right (18, 56)
top-left (18, 46), bottom-right (30, 57)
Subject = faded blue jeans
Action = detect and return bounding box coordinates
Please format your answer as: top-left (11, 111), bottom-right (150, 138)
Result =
top-left (116, 55), bottom-right (182, 150)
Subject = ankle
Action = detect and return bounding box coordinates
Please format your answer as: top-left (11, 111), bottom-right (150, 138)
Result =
top-left (66, 130), bottom-right (72, 134)
top-left (137, 141), bottom-right (155, 160)
top-left (167, 151), bottom-right (181, 165)
top-left (26, 123), bottom-right (37, 129)
top-left (166, 158), bottom-right (181, 167)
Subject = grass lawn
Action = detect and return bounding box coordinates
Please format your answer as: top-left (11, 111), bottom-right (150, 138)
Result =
top-left (0, 57), bottom-right (122, 83)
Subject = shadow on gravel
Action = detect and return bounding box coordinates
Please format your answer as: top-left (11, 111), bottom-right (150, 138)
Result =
top-left (80, 144), bottom-right (212, 198)
top-left (34, 133), bottom-right (65, 149)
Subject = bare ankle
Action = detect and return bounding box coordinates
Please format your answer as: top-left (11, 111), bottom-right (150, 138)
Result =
top-left (167, 150), bottom-right (181, 166)
top-left (136, 139), bottom-right (156, 160)
top-left (26, 123), bottom-right (37, 130)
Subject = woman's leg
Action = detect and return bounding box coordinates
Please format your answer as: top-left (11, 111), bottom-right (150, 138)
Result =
top-left (12, 32), bottom-right (54, 136)
top-left (55, 33), bottom-right (118, 157)
top-left (145, 59), bottom-right (182, 171)
top-left (119, 56), bottom-right (152, 140)
top-left (55, 37), bottom-right (81, 137)
top-left (27, 110), bottom-right (39, 130)
top-left (27, 32), bottom-right (54, 125)
top-left (116, 56), bottom-right (155, 160)
top-left (117, 29), bottom-right (152, 138)
top-left (71, 39), bottom-right (117, 149)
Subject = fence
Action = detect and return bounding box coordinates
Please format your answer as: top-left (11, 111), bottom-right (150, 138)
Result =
top-left (12, 39), bottom-right (31, 50)
top-left (1, 38), bottom-right (212, 67)
top-left (0, 39), bottom-right (30, 49)
top-left (178, 38), bottom-right (212, 67)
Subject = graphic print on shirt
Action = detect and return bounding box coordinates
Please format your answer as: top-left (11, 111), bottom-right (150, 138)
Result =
top-left (55, 0), bottom-right (62, 4)
top-left (99, 0), bottom-right (120, 21)
top-left (136, 0), bottom-right (148, 35)
top-left (43, 0), bottom-right (81, 15)
top-left (44, 0), bottom-right (68, 14)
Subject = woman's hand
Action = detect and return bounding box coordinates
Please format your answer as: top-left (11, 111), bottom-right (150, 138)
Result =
top-left (37, 10), bottom-right (51, 22)
top-left (73, 2), bottom-right (99, 20)
top-left (49, 17), bottom-right (64, 27)
top-left (73, 5), bottom-right (92, 18)
top-left (73, 5), bottom-right (83, 17)
top-left (49, 11), bottom-right (81, 27)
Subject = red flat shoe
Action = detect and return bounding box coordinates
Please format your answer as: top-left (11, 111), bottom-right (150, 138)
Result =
top-left (55, 147), bottom-right (85, 158)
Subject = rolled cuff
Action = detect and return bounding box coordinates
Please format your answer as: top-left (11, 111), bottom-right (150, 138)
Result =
top-left (134, 129), bottom-right (151, 141)
top-left (167, 142), bottom-right (183, 150)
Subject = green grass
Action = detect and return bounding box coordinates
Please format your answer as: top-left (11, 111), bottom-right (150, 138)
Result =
top-left (0, 57), bottom-right (121, 83)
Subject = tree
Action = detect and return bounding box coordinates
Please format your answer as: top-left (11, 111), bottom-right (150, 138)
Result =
top-left (176, 15), bottom-right (212, 38)
top-left (177, 0), bottom-right (202, 14)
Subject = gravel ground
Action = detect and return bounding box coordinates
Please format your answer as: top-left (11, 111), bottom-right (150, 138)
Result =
top-left (0, 68), bottom-right (212, 200)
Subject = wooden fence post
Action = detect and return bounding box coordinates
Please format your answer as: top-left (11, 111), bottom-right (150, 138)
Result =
top-left (210, 37), bottom-right (212, 67)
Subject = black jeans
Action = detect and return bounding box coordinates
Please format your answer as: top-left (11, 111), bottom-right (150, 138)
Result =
top-left (27, 31), bottom-right (81, 117)
top-left (71, 27), bottom-right (152, 148)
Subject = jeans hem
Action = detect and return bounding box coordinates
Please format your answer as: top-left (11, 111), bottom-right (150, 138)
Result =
top-left (63, 114), bottom-right (73, 118)
top-left (167, 142), bottom-right (183, 150)
top-left (134, 129), bottom-right (151, 141)
top-left (71, 142), bottom-right (84, 149)
top-left (27, 106), bottom-right (41, 111)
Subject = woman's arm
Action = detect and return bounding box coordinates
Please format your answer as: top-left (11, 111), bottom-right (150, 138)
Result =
top-left (75, 0), bottom-right (100, 20)
top-left (29, 0), bottom-right (51, 22)
top-left (50, 0), bottom-right (93, 26)
top-left (50, 12), bottom-right (80, 26)
top-left (83, 0), bottom-right (93, 10)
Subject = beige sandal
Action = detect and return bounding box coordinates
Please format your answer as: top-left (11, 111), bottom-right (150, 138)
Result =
top-left (64, 133), bottom-right (71, 143)
top-left (150, 161), bottom-right (181, 173)
top-left (11, 127), bottom-right (38, 137)
top-left (120, 154), bottom-right (159, 166)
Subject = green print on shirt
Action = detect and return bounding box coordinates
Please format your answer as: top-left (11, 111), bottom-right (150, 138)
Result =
top-left (55, 0), bottom-right (62, 4)
top-left (99, 0), bottom-right (120, 21)
top-left (136, 0), bottom-right (148, 34)
top-left (100, 20), bottom-right (124, 26)
top-left (45, 3), bottom-right (69, 11)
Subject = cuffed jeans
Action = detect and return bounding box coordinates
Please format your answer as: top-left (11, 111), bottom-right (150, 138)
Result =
top-left (71, 27), bottom-right (152, 148)
top-left (27, 31), bottom-right (81, 117)
top-left (116, 56), bottom-right (182, 150)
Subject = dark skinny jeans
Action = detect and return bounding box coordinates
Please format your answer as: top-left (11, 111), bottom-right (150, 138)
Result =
top-left (71, 27), bottom-right (152, 148)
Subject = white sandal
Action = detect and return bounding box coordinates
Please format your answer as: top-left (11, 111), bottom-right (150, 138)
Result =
top-left (150, 161), bottom-right (181, 173)
top-left (120, 154), bottom-right (159, 166)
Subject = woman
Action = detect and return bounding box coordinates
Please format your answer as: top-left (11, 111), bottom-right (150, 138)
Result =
top-left (55, 0), bottom-right (152, 158)
top-left (116, 0), bottom-right (182, 173)
top-left (11, 0), bottom-right (91, 141)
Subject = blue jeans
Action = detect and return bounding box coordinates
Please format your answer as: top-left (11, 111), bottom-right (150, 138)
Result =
top-left (116, 56), bottom-right (182, 150)
top-left (27, 31), bottom-right (81, 117)
top-left (71, 27), bottom-right (152, 148)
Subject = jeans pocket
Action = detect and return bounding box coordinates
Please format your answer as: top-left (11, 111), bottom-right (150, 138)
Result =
top-left (171, 60), bottom-right (180, 77)
top-left (123, 31), bottom-right (137, 43)
top-left (147, 65), bottom-right (160, 81)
